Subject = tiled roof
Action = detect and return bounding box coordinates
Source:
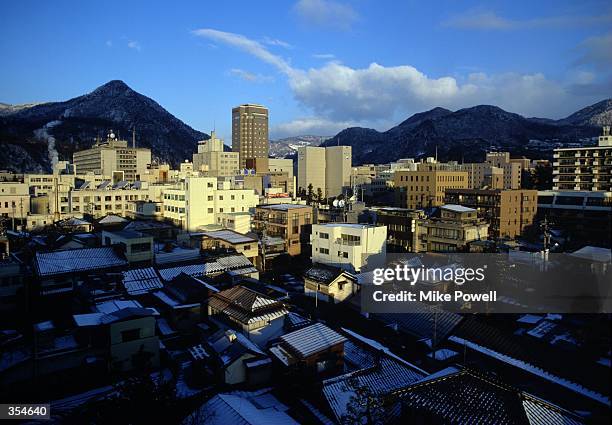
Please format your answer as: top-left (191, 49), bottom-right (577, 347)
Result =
top-left (122, 267), bottom-right (163, 295)
top-left (373, 305), bottom-right (463, 342)
top-left (208, 286), bottom-right (287, 325)
top-left (157, 254), bottom-right (255, 281)
top-left (394, 369), bottom-right (585, 425)
top-left (202, 230), bottom-right (256, 244)
top-left (304, 263), bottom-right (355, 285)
top-left (35, 247), bottom-right (127, 277)
top-left (279, 323), bottom-right (346, 359)
top-left (98, 214), bottom-right (128, 224)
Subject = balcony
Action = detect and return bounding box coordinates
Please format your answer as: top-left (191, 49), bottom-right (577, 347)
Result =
top-left (553, 162), bottom-right (559, 167)
top-left (335, 238), bottom-right (361, 246)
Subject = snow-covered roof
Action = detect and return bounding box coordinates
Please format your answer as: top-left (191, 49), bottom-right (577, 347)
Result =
top-left (258, 204), bottom-right (309, 211)
top-left (441, 204), bottom-right (476, 213)
top-left (208, 286), bottom-right (287, 325)
top-left (94, 299), bottom-right (142, 314)
top-left (122, 267), bottom-right (163, 295)
top-left (156, 254), bottom-right (255, 281)
top-left (58, 217), bottom-right (91, 226)
top-left (279, 323), bottom-right (346, 359)
top-left (98, 214), bottom-right (128, 224)
top-left (183, 389), bottom-right (298, 425)
top-left (202, 230), bottom-right (256, 244)
top-left (570, 246), bottom-right (612, 263)
top-left (35, 247), bottom-right (127, 277)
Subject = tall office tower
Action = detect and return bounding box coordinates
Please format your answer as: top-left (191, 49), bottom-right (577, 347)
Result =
top-left (325, 145), bottom-right (352, 197)
top-left (297, 146), bottom-right (326, 196)
top-left (232, 104), bottom-right (269, 168)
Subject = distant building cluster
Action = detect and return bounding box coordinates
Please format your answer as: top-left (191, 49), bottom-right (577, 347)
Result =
top-left (0, 106), bottom-right (610, 423)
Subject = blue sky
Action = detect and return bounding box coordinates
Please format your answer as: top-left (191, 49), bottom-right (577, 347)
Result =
top-left (1, 0), bottom-right (611, 139)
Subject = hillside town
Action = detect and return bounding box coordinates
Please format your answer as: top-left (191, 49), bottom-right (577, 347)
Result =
top-left (0, 103), bottom-right (611, 424)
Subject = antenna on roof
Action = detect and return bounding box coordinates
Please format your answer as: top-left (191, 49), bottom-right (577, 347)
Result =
top-left (132, 126), bottom-right (136, 149)
top-left (435, 144), bottom-right (438, 162)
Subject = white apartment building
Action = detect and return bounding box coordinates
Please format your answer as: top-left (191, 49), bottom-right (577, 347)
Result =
top-left (0, 182), bottom-right (30, 221)
top-left (297, 145), bottom-right (352, 198)
top-left (73, 131), bottom-right (151, 182)
top-left (311, 223), bottom-right (387, 273)
top-left (64, 181), bottom-right (153, 218)
top-left (552, 126), bottom-right (612, 192)
top-left (193, 131), bottom-right (240, 177)
top-left (162, 177), bottom-right (258, 231)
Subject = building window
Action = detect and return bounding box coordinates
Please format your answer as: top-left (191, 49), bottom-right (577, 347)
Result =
top-left (320, 232), bottom-right (329, 239)
top-left (121, 328), bottom-right (141, 342)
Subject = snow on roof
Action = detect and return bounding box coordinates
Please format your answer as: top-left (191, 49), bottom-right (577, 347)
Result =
top-left (35, 247), bottom-right (127, 277)
top-left (98, 214), bottom-right (128, 224)
top-left (94, 299), bottom-right (142, 314)
top-left (122, 267), bottom-right (163, 295)
top-left (428, 349), bottom-right (459, 361)
top-left (155, 247), bottom-right (200, 265)
top-left (258, 204), bottom-right (309, 211)
top-left (449, 336), bottom-right (611, 406)
top-left (202, 230), bottom-right (256, 244)
top-left (157, 255), bottom-right (254, 281)
top-left (280, 323), bottom-right (346, 359)
top-left (522, 394), bottom-right (584, 425)
top-left (184, 390), bottom-right (299, 425)
top-left (73, 313), bottom-right (105, 327)
top-left (570, 246), bottom-right (612, 263)
top-left (517, 314), bottom-right (544, 325)
top-left (441, 204), bottom-right (476, 213)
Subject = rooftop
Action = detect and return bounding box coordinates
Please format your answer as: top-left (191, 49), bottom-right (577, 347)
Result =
top-left (202, 229), bottom-right (257, 244)
top-left (441, 204), bottom-right (477, 213)
top-left (257, 204), bottom-right (310, 211)
top-left (35, 247), bottom-right (127, 277)
top-left (279, 323), bottom-right (346, 359)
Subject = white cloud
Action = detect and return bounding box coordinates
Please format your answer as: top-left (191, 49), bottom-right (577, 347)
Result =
top-left (229, 68), bottom-right (274, 83)
top-left (127, 40), bottom-right (141, 51)
top-left (575, 33), bottom-right (612, 69)
top-left (443, 10), bottom-right (612, 30)
top-left (272, 116), bottom-right (358, 138)
top-left (194, 28), bottom-right (607, 135)
top-left (293, 0), bottom-right (358, 30)
top-left (261, 36), bottom-right (293, 49)
top-left (313, 53), bottom-right (336, 59)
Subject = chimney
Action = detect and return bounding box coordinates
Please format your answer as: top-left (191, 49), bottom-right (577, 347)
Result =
top-left (225, 329), bottom-right (237, 343)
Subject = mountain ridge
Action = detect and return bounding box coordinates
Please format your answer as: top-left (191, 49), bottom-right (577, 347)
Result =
top-left (323, 99), bottom-right (611, 164)
top-left (0, 80), bottom-right (207, 172)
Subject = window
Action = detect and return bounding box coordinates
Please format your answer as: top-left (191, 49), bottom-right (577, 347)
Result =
top-left (131, 242), bottom-right (151, 253)
top-left (320, 232), bottom-right (329, 239)
top-left (121, 328), bottom-right (140, 342)
top-left (320, 247), bottom-right (329, 255)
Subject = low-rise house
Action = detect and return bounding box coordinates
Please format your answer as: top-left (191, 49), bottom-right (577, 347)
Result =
top-left (157, 253), bottom-right (259, 282)
top-left (102, 230), bottom-right (153, 264)
top-left (73, 306), bottom-right (160, 372)
top-left (182, 387), bottom-right (298, 425)
top-left (121, 267), bottom-right (164, 296)
top-left (206, 329), bottom-right (272, 386)
top-left (207, 285), bottom-right (288, 346)
top-left (269, 322), bottom-right (346, 376)
top-left (303, 263), bottom-right (358, 304)
top-left (200, 230), bottom-right (258, 265)
top-left (151, 273), bottom-right (218, 331)
top-left (34, 247), bottom-right (128, 297)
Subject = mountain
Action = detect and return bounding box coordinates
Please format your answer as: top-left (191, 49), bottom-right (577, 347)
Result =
top-left (269, 135), bottom-right (331, 158)
top-left (0, 80), bottom-right (207, 172)
top-left (323, 100), bottom-right (611, 164)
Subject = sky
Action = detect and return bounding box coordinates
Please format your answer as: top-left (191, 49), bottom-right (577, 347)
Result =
top-left (1, 0), bottom-right (611, 140)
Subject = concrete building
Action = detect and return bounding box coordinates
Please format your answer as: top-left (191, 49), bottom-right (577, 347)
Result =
top-left (253, 204), bottom-right (313, 256)
top-left (394, 170), bottom-right (469, 209)
top-left (62, 181), bottom-right (152, 219)
top-left (162, 177), bottom-right (258, 231)
top-left (268, 158), bottom-right (294, 177)
top-left (552, 126), bottom-right (612, 191)
top-left (102, 230), bottom-right (154, 264)
top-left (73, 131), bottom-right (151, 182)
top-left (459, 163), bottom-right (504, 189)
top-left (297, 146), bottom-right (326, 197)
top-left (485, 152), bottom-right (522, 189)
top-left (416, 205), bottom-right (489, 252)
top-left (445, 189), bottom-right (538, 239)
top-left (325, 146), bottom-right (352, 198)
top-left (232, 104), bottom-right (269, 168)
top-left (193, 130), bottom-right (240, 177)
top-left (375, 207), bottom-right (425, 252)
top-left (0, 182), bottom-right (30, 224)
top-left (311, 223), bottom-right (387, 273)
top-left (297, 146), bottom-right (352, 198)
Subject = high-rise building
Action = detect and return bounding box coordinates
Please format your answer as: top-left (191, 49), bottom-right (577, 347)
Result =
top-left (193, 131), bottom-right (239, 177)
top-left (297, 146), bottom-right (352, 198)
top-left (73, 130), bottom-right (151, 182)
top-left (325, 146), bottom-right (352, 198)
top-left (552, 126), bottom-right (612, 192)
top-left (485, 152), bottom-right (522, 189)
top-left (297, 146), bottom-right (326, 196)
top-left (232, 104), bottom-right (269, 168)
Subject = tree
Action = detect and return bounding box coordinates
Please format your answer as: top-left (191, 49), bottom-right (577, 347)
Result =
top-left (307, 183), bottom-right (314, 205)
top-left (341, 378), bottom-right (387, 425)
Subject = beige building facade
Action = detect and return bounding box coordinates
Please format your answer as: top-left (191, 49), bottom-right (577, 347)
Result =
top-left (232, 104), bottom-right (269, 168)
